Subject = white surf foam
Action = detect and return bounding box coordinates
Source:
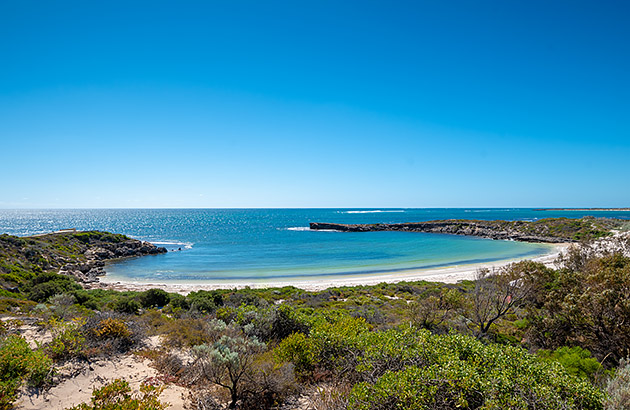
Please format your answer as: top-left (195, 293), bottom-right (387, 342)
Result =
top-left (341, 210), bottom-right (405, 214)
top-left (151, 241), bottom-right (193, 249)
top-left (285, 227), bottom-right (342, 232)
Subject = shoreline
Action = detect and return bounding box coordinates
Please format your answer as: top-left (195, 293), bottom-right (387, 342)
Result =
top-left (97, 242), bottom-right (571, 294)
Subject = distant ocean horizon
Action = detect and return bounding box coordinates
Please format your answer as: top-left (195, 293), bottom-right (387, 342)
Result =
top-left (1, 208), bottom-right (628, 284)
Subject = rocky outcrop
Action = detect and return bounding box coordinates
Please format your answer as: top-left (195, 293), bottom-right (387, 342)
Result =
top-left (309, 218), bottom-right (615, 243)
top-left (0, 230), bottom-right (168, 292)
top-left (53, 232), bottom-right (167, 284)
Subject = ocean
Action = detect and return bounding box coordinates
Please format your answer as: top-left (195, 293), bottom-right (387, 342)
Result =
top-left (1, 208), bottom-right (628, 284)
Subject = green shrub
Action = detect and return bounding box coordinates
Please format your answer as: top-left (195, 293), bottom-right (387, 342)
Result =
top-left (538, 346), bottom-right (603, 380)
top-left (139, 289), bottom-right (170, 308)
top-left (348, 332), bottom-right (604, 409)
top-left (187, 290), bottom-right (222, 313)
top-left (27, 272), bottom-right (81, 303)
top-left (47, 317), bottom-right (86, 361)
top-left (350, 364), bottom-right (484, 409)
top-left (275, 333), bottom-right (315, 377)
top-left (65, 378), bottom-right (167, 410)
top-left (0, 335), bottom-right (52, 409)
top-left (114, 297), bottom-right (141, 314)
top-left (277, 312), bottom-right (604, 409)
top-left (167, 293), bottom-right (189, 310)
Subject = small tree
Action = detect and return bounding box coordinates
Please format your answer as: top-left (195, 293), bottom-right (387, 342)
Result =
top-left (467, 264), bottom-right (533, 336)
top-left (408, 288), bottom-right (462, 331)
top-left (193, 334), bottom-right (265, 408)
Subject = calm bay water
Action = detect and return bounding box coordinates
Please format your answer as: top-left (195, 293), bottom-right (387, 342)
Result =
top-left (1, 208), bottom-right (628, 284)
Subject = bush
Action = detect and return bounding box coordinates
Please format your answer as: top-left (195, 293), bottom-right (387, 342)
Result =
top-left (114, 297), bottom-right (141, 314)
top-left (48, 317), bottom-right (87, 361)
top-left (139, 289), bottom-right (170, 309)
top-left (347, 331), bottom-right (605, 409)
top-left (27, 272), bottom-right (81, 303)
top-left (168, 293), bottom-right (189, 310)
top-left (606, 358), bottom-right (630, 410)
top-left (277, 311), bottom-right (604, 409)
top-left (65, 378), bottom-right (168, 410)
top-left (0, 335), bottom-right (52, 409)
top-left (92, 318), bottom-right (132, 340)
top-left (160, 318), bottom-right (226, 348)
top-left (0, 297), bottom-right (36, 314)
top-left (538, 346), bottom-right (603, 381)
top-left (192, 333), bottom-right (266, 408)
top-left (187, 290), bottom-right (223, 313)
top-left (82, 314), bottom-right (141, 357)
top-left (275, 333), bottom-right (316, 378)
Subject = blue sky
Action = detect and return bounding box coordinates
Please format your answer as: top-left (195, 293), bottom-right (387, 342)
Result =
top-left (1, 1), bottom-right (628, 208)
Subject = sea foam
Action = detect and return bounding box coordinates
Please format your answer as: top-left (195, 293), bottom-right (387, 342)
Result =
top-left (151, 241), bottom-right (193, 249)
top-left (342, 210), bottom-right (405, 214)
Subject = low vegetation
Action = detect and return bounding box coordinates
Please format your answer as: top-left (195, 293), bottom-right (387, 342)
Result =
top-left (0, 334), bottom-right (52, 409)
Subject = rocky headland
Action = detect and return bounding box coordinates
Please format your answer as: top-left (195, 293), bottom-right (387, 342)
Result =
top-left (0, 230), bottom-right (166, 291)
top-left (310, 217), bottom-right (626, 243)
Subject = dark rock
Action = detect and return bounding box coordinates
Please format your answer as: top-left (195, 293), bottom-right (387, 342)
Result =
top-left (309, 220), bottom-right (582, 243)
top-left (55, 233), bottom-right (167, 284)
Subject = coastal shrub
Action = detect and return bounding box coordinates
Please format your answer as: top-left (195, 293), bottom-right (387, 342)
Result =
top-left (47, 293), bottom-right (80, 319)
top-left (231, 304), bottom-right (309, 342)
top-left (82, 314), bottom-right (141, 356)
top-left (27, 272), bottom-right (81, 303)
top-left (271, 304), bottom-right (311, 341)
top-left (160, 317), bottom-right (226, 348)
top-left (275, 332), bottom-right (316, 378)
top-left (216, 306), bottom-right (237, 324)
top-left (167, 293), bottom-right (189, 311)
top-left (137, 309), bottom-right (170, 335)
top-left (277, 314), bottom-right (604, 409)
top-left (72, 231), bottom-right (127, 244)
top-left (0, 335), bottom-right (52, 409)
top-left (92, 317), bottom-right (132, 339)
top-left (113, 296), bottom-right (141, 314)
top-left (0, 297), bottom-right (35, 314)
top-left (408, 287), bottom-right (463, 331)
top-left (347, 332), bottom-right (604, 409)
top-left (237, 353), bottom-right (297, 410)
top-left (65, 378), bottom-right (168, 410)
top-left (605, 359), bottom-right (630, 410)
top-left (70, 289), bottom-right (99, 310)
top-left (187, 290), bottom-right (223, 313)
top-left (192, 333), bottom-right (266, 408)
top-left (226, 290), bottom-right (265, 308)
top-left (538, 346), bottom-right (603, 381)
top-left (526, 247), bottom-right (630, 365)
top-left (139, 288), bottom-right (170, 308)
top-left (349, 364), bottom-right (484, 410)
top-left (48, 317), bottom-right (87, 361)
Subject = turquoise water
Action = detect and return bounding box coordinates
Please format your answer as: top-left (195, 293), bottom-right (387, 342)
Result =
top-left (1, 209), bottom-right (628, 283)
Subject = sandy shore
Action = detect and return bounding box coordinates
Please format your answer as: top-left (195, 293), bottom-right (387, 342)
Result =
top-left (97, 243), bottom-right (572, 294)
